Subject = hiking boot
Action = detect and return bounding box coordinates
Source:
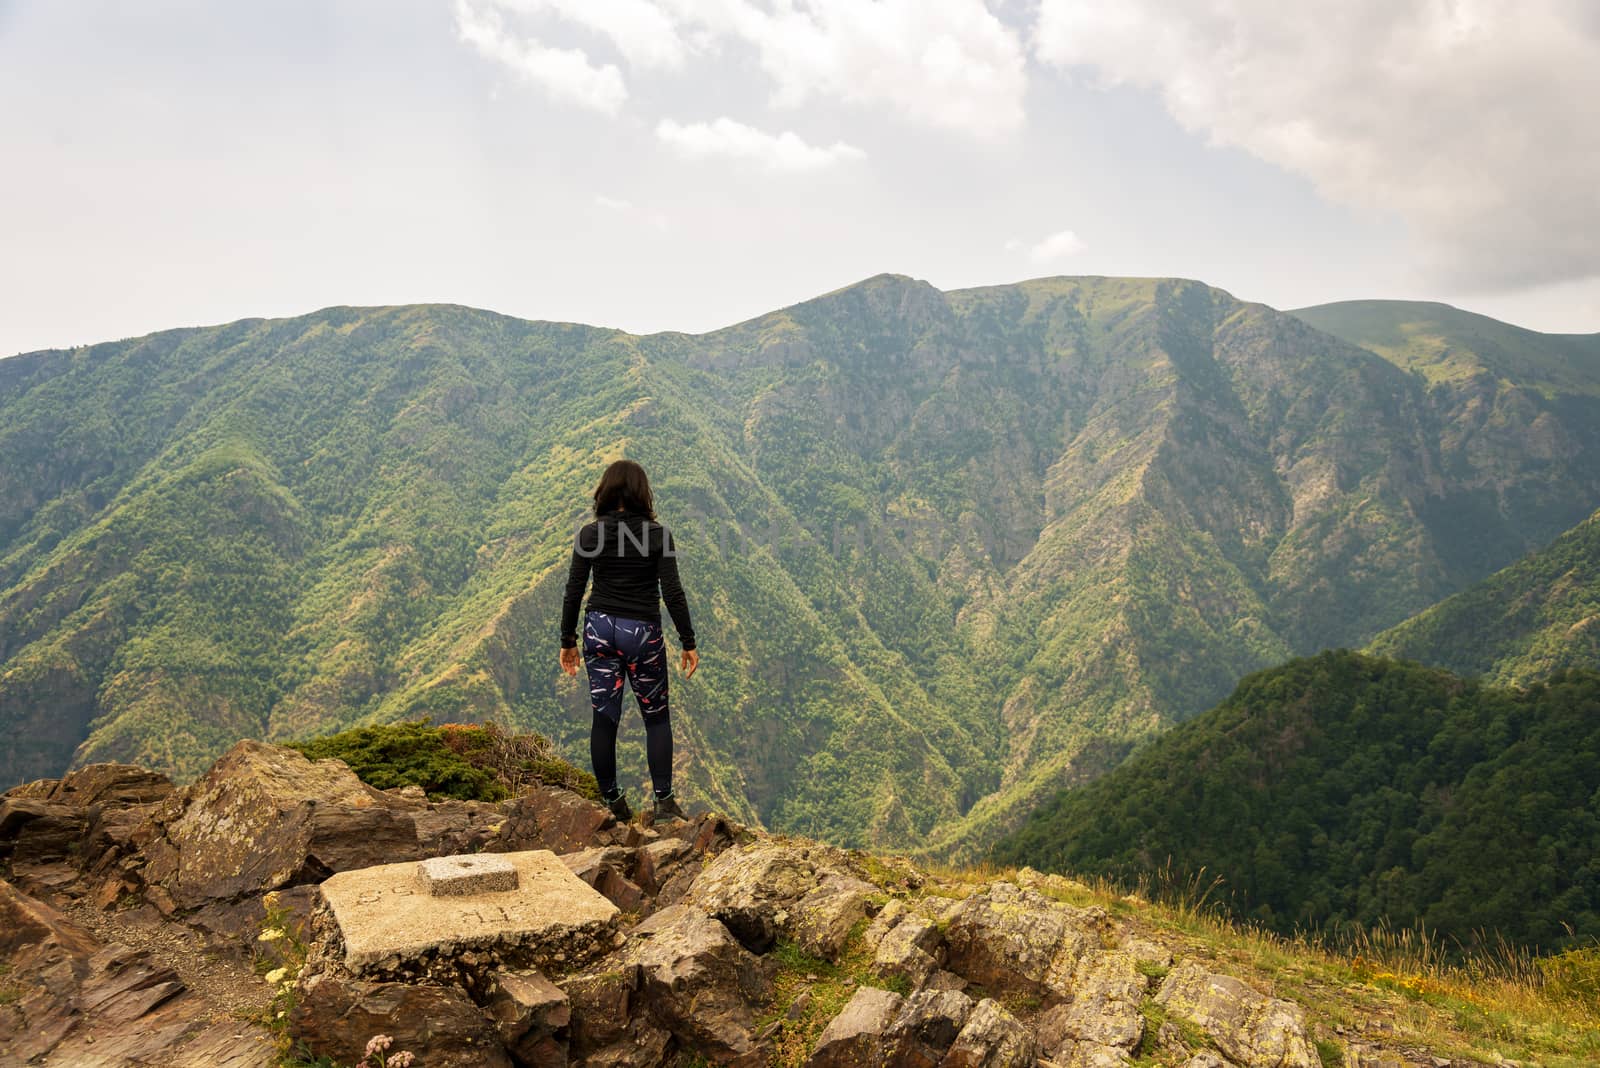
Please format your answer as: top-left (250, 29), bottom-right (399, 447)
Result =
top-left (652, 793), bottom-right (688, 822)
top-left (604, 792), bottom-right (633, 823)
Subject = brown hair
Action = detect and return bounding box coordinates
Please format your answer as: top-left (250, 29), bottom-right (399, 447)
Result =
top-left (592, 459), bottom-right (655, 520)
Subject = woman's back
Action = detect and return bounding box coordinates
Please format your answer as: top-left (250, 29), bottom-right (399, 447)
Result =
top-left (561, 508), bottom-right (695, 651)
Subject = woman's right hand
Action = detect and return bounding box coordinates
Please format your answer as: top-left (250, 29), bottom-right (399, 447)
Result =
top-left (680, 649), bottom-right (699, 679)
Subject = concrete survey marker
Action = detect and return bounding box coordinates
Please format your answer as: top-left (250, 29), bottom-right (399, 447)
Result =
top-left (419, 854), bottom-right (519, 895)
top-left (321, 849), bottom-right (619, 971)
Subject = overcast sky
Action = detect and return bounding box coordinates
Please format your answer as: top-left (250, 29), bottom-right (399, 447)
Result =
top-left (3, 0), bottom-right (1598, 357)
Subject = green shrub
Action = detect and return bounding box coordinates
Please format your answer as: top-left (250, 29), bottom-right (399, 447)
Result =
top-left (288, 719), bottom-right (597, 802)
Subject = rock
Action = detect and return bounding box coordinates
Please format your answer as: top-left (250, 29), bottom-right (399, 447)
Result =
top-left (490, 785), bottom-right (617, 854)
top-left (939, 997), bottom-right (1038, 1068)
top-left (419, 853), bottom-right (520, 896)
top-left (562, 845), bottom-right (632, 885)
top-left (47, 763), bottom-right (173, 808)
top-left (863, 896), bottom-right (909, 945)
top-left (1036, 950), bottom-right (1146, 1058)
top-left (0, 879), bottom-right (276, 1066)
top-left (1182, 1054), bottom-right (1238, 1068)
top-left (943, 881), bottom-right (1101, 997)
top-left (485, 968), bottom-right (570, 1063)
top-left (565, 965), bottom-right (672, 1066)
top-left (809, 985), bottom-right (905, 1067)
top-left (138, 740), bottom-right (429, 912)
top-left (75, 943), bottom-right (186, 1022)
top-left (319, 848), bottom-right (618, 972)
top-left (883, 988), bottom-right (975, 1068)
top-left (290, 973), bottom-right (513, 1068)
top-left (925, 969), bottom-right (970, 992)
top-left (619, 904), bottom-right (773, 1060)
top-left (1154, 962), bottom-right (1320, 1068)
top-left (873, 912), bottom-right (944, 989)
top-left (562, 846), bottom-right (648, 912)
top-left (0, 798), bottom-right (85, 863)
top-left (633, 836), bottom-right (692, 894)
top-left (687, 841), bottom-right (839, 952)
top-left (597, 865), bottom-right (648, 913)
top-left (790, 875), bottom-right (878, 960)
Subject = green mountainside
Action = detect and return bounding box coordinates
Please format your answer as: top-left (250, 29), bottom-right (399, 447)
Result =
top-left (991, 650), bottom-right (1600, 951)
top-left (4, 276), bottom-right (1600, 855)
top-left (1292, 298), bottom-right (1600, 396)
top-left (1366, 508), bottom-right (1600, 685)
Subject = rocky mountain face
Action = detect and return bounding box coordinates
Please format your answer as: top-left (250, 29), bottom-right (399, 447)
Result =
top-left (3, 277), bottom-right (1599, 855)
top-left (0, 742), bottom-right (1518, 1067)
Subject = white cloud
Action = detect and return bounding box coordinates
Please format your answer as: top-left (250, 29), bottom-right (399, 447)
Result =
top-left (594, 194), bottom-right (634, 211)
top-left (665, 0), bottom-right (1028, 137)
top-left (1017, 229), bottom-right (1085, 263)
top-left (487, 0), bottom-right (690, 70)
top-left (656, 117), bottom-right (865, 171)
top-left (1033, 0), bottom-right (1600, 290)
top-left (454, 0), bottom-right (1029, 138)
top-left (453, 0), bottom-right (627, 114)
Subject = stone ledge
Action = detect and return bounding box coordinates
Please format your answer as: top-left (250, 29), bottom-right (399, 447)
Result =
top-left (321, 849), bottom-right (619, 971)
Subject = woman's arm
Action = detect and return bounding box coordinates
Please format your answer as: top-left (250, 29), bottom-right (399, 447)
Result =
top-left (658, 527), bottom-right (696, 651)
top-left (560, 524), bottom-right (596, 650)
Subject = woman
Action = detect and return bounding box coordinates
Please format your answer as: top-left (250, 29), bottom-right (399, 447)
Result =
top-left (559, 459), bottom-right (699, 823)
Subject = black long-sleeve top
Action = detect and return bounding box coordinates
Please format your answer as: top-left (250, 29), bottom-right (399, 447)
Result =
top-left (560, 509), bottom-right (696, 650)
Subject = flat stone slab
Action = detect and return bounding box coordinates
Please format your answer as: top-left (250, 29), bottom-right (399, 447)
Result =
top-left (321, 849), bottom-right (619, 971)
top-left (419, 854), bottom-right (519, 896)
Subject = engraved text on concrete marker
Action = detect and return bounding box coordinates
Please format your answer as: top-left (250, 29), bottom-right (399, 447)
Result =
top-left (419, 854), bottom-right (519, 896)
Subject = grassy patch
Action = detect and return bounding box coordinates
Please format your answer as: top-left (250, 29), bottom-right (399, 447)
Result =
top-left (1137, 959), bottom-right (1171, 981)
top-left (759, 919), bottom-right (905, 1067)
top-left (288, 719), bottom-right (598, 802)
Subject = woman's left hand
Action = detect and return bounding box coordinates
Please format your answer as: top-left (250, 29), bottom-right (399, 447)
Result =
top-left (560, 646), bottom-right (581, 676)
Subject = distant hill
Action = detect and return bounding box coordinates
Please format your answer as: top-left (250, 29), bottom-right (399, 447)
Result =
top-left (991, 650), bottom-right (1600, 950)
top-left (1291, 298), bottom-right (1600, 396)
top-left (1368, 508), bottom-right (1600, 685)
top-left (4, 276), bottom-right (1600, 855)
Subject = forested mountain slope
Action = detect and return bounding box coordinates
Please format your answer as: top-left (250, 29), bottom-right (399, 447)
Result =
top-left (4, 276), bottom-right (1599, 854)
top-left (1367, 507), bottom-right (1600, 684)
top-left (991, 650), bottom-right (1600, 951)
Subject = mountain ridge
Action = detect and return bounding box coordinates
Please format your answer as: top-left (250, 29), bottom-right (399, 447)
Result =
top-left (5, 274), bottom-right (1600, 858)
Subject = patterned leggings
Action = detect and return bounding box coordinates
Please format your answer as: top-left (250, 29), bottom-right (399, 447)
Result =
top-left (582, 610), bottom-right (673, 799)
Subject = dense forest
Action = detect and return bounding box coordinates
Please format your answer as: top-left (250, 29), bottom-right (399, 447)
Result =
top-left (3, 278), bottom-right (1600, 856)
top-left (992, 650), bottom-right (1600, 951)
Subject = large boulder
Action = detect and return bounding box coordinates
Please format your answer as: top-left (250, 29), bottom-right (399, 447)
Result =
top-left (289, 974), bottom-right (512, 1068)
top-left (789, 874), bottom-right (879, 961)
top-left (939, 997), bottom-right (1038, 1068)
top-left (1154, 962), bottom-right (1320, 1068)
top-left (686, 840), bottom-right (869, 954)
top-left (941, 882), bottom-right (1107, 999)
top-left (808, 985), bottom-right (904, 1067)
top-left (488, 785), bottom-right (619, 854)
top-left (883, 988), bottom-right (975, 1068)
top-left (485, 969), bottom-right (570, 1066)
top-left (1036, 950), bottom-right (1148, 1063)
top-left (135, 740), bottom-right (505, 932)
top-left (616, 904), bottom-right (774, 1061)
top-left (564, 963), bottom-right (672, 1066)
top-left (873, 912), bottom-right (944, 990)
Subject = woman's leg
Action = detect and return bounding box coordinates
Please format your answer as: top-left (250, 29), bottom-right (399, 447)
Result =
top-left (582, 613), bottom-right (627, 800)
top-left (619, 619), bottom-right (673, 799)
